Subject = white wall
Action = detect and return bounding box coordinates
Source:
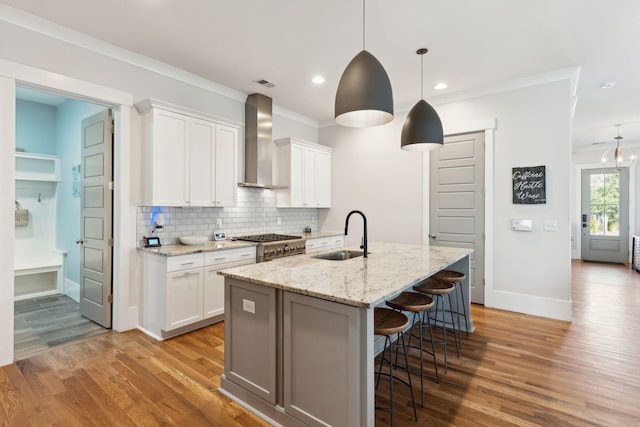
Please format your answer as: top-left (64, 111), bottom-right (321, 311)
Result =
top-left (320, 79), bottom-right (573, 321)
top-left (0, 77), bottom-right (16, 366)
top-left (319, 123), bottom-right (423, 245)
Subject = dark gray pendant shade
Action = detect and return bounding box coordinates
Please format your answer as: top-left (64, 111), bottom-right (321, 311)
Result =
top-left (401, 99), bottom-right (443, 151)
top-left (335, 50), bottom-right (394, 127)
top-left (401, 48), bottom-right (443, 151)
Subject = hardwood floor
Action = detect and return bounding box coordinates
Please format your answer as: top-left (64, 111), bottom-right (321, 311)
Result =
top-left (1, 261), bottom-right (639, 426)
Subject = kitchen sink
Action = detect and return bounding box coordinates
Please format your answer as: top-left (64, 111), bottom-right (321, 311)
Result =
top-left (312, 250), bottom-right (365, 261)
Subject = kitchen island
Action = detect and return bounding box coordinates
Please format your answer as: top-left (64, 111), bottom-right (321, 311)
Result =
top-left (218, 242), bottom-right (473, 427)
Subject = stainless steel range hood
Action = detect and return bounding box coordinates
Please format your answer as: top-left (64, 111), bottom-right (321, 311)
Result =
top-left (238, 93), bottom-right (284, 189)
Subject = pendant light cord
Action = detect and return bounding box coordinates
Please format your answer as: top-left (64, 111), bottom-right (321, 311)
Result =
top-left (362, 0), bottom-right (366, 50)
top-left (421, 54), bottom-right (424, 100)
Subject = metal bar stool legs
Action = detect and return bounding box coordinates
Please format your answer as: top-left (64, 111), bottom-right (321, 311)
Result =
top-left (414, 278), bottom-right (459, 372)
top-left (387, 292), bottom-right (438, 407)
top-left (374, 307), bottom-right (417, 425)
top-left (437, 270), bottom-right (469, 338)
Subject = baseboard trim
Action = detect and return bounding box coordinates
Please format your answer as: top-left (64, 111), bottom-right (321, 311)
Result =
top-left (64, 279), bottom-right (80, 302)
top-left (485, 289), bottom-right (572, 321)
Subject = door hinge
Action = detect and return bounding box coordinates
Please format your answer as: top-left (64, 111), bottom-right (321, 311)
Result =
top-left (109, 121), bottom-right (114, 135)
top-left (107, 294), bottom-right (113, 304)
top-left (108, 238), bottom-right (114, 246)
top-left (108, 181), bottom-right (114, 190)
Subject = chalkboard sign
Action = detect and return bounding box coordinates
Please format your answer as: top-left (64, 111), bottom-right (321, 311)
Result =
top-left (512, 166), bottom-right (546, 204)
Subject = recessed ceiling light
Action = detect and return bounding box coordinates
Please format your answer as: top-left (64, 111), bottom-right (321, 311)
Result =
top-left (600, 80), bottom-right (616, 89)
top-left (312, 75), bottom-right (325, 85)
top-left (433, 82), bottom-right (448, 90)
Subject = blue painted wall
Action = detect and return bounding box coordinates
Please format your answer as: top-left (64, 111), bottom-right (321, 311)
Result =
top-left (15, 99), bottom-right (57, 154)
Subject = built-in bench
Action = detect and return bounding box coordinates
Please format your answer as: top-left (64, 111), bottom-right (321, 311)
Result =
top-left (14, 253), bottom-right (64, 301)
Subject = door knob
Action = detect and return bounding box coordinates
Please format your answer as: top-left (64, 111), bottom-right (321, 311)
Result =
top-left (429, 234), bottom-right (437, 239)
top-left (76, 239), bottom-right (84, 245)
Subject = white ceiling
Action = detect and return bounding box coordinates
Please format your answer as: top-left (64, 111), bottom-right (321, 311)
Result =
top-left (4, 0), bottom-right (640, 149)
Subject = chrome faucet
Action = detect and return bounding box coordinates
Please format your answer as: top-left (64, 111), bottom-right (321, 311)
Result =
top-left (344, 210), bottom-right (368, 258)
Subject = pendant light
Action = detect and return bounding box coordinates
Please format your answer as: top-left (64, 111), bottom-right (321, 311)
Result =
top-left (601, 125), bottom-right (636, 168)
top-left (334, 0), bottom-right (393, 127)
top-left (401, 48), bottom-right (443, 151)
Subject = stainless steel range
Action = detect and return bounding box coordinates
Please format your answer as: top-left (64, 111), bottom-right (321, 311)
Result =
top-left (235, 233), bottom-right (306, 262)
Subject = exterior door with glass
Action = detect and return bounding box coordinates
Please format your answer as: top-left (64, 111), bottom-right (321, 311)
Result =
top-left (581, 168), bottom-right (629, 263)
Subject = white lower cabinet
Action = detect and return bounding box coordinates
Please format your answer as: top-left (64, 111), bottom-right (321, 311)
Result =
top-left (140, 246), bottom-right (256, 340)
top-left (305, 235), bottom-right (344, 254)
top-left (166, 268), bottom-right (204, 330)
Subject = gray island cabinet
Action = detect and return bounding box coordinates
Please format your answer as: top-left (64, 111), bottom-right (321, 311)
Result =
top-left (218, 242), bottom-right (472, 427)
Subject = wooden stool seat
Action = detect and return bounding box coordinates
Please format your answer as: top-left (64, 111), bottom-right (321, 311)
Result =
top-left (436, 270), bottom-right (466, 283)
top-left (386, 291), bottom-right (434, 313)
top-left (414, 278), bottom-right (454, 296)
top-left (374, 307), bottom-right (409, 336)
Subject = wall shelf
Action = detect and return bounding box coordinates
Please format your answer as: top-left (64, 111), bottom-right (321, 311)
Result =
top-left (15, 152), bottom-right (61, 182)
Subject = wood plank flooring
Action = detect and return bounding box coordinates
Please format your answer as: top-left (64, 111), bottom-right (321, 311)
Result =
top-left (1, 261), bottom-right (639, 426)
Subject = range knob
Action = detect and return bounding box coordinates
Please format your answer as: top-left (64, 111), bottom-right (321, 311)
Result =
top-left (277, 247), bottom-right (283, 253)
top-left (284, 246), bottom-right (290, 252)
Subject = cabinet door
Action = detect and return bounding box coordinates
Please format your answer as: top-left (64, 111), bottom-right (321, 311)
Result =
top-left (289, 144), bottom-right (305, 207)
top-left (152, 110), bottom-right (189, 206)
top-left (189, 119), bottom-right (215, 206)
top-left (204, 266), bottom-right (226, 318)
top-left (214, 124), bottom-right (238, 207)
top-left (303, 148), bottom-right (316, 207)
top-left (165, 268), bottom-right (204, 330)
top-left (315, 150), bottom-right (331, 208)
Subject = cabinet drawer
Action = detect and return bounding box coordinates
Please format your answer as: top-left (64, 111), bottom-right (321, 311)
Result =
top-left (306, 236), bottom-right (344, 253)
top-left (205, 247), bottom-right (256, 267)
top-left (166, 253), bottom-right (204, 272)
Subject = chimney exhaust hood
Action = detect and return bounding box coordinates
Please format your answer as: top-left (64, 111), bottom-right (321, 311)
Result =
top-left (238, 93), bottom-right (284, 189)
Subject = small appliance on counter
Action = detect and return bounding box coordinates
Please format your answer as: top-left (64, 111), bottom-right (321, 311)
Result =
top-left (214, 231), bottom-right (226, 241)
top-left (143, 236), bottom-right (161, 247)
top-left (304, 226), bottom-right (312, 234)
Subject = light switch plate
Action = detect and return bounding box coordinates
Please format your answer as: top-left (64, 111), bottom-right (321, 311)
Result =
top-left (544, 220), bottom-right (558, 232)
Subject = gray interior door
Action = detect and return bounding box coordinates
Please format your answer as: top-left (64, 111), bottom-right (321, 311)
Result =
top-left (581, 168), bottom-right (629, 264)
top-left (79, 109), bottom-right (113, 328)
top-left (430, 131), bottom-right (485, 304)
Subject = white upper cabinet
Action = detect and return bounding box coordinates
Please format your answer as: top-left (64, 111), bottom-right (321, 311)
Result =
top-left (275, 138), bottom-right (332, 208)
top-left (139, 99), bottom-right (239, 207)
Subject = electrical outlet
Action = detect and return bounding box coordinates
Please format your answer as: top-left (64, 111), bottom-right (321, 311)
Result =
top-left (242, 298), bottom-right (255, 314)
top-left (277, 217), bottom-right (282, 225)
top-left (216, 218), bottom-right (222, 227)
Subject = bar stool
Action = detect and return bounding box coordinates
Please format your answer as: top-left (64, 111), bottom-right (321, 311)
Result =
top-left (374, 307), bottom-right (418, 426)
top-left (436, 270), bottom-right (469, 337)
top-left (413, 278), bottom-right (459, 373)
top-left (386, 291), bottom-right (438, 406)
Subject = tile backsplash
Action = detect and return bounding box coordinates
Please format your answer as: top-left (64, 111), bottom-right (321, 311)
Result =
top-left (136, 187), bottom-right (319, 246)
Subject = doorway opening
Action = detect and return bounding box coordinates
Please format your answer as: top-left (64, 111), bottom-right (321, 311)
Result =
top-left (14, 86), bottom-right (113, 359)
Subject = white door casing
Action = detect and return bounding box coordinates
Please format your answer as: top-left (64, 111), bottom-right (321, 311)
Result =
top-left (430, 131), bottom-right (485, 304)
top-left (79, 109), bottom-right (113, 328)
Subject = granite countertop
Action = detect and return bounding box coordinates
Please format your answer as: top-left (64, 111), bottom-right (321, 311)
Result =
top-left (219, 242), bottom-right (472, 308)
top-left (138, 240), bottom-right (257, 256)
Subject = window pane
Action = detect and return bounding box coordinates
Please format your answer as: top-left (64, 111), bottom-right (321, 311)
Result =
top-left (605, 205), bottom-right (620, 236)
top-left (590, 211), bottom-right (604, 235)
top-left (604, 172), bottom-right (620, 205)
top-left (590, 174), bottom-right (605, 205)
